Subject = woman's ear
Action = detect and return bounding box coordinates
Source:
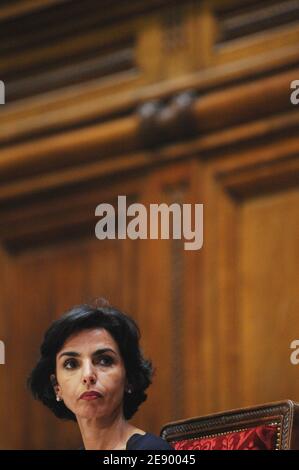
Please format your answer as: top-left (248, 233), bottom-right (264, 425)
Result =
top-left (125, 379), bottom-right (133, 394)
top-left (50, 374), bottom-right (61, 396)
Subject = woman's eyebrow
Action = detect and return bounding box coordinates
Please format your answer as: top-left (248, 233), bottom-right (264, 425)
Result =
top-left (58, 348), bottom-right (117, 359)
top-left (58, 351), bottom-right (80, 359)
top-left (92, 348), bottom-right (117, 356)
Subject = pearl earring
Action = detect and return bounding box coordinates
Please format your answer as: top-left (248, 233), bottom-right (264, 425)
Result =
top-left (56, 396), bottom-right (62, 402)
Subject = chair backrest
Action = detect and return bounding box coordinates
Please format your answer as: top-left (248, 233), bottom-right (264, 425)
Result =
top-left (160, 400), bottom-right (299, 450)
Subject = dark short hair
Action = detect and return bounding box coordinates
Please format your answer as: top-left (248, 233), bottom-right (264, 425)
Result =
top-left (28, 299), bottom-right (153, 421)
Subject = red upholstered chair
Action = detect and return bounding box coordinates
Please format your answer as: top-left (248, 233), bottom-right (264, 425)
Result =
top-left (160, 400), bottom-right (299, 450)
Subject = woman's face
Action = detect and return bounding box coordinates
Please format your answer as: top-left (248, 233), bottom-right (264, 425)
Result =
top-left (54, 328), bottom-right (127, 421)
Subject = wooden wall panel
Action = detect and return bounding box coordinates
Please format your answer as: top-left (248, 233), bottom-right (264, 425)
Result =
top-left (241, 188), bottom-right (299, 405)
top-left (200, 138), bottom-right (299, 415)
top-left (0, 247), bottom-right (16, 449)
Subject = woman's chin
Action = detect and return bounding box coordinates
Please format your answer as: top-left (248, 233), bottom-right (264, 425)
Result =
top-left (76, 404), bottom-right (107, 420)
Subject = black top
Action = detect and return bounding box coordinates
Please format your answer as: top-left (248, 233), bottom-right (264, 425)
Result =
top-left (126, 433), bottom-right (172, 450)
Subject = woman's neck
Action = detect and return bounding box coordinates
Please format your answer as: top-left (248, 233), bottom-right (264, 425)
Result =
top-left (77, 413), bottom-right (140, 450)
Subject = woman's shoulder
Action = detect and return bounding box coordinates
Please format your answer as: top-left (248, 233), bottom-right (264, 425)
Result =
top-left (126, 432), bottom-right (173, 450)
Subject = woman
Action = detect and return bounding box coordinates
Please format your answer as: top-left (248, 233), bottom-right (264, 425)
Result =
top-left (28, 298), bottom-right (172, 450)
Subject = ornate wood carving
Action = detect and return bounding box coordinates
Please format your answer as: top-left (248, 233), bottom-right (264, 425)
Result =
top-left (138, 91), bottom-right (197, 148)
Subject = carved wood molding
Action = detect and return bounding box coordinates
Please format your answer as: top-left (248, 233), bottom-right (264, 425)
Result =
top-left (1, 115), bottom-right (298, 249)
top-left (0, 0), bottom-right (177, 97)
top-left (216, 0), bottom-right (299, 44)
top-left (0, 0), bottom-right (69, 21)
top-left (137, 91), bottom-right (197, 148)
top-left (0, 67), bottom-right (297, 204)
top-left (0, 1), bottom-right (298, 248)
top-left (1, 45), bottom-right (298, 147)
top-left (215, 144), bottom-right (299, 199)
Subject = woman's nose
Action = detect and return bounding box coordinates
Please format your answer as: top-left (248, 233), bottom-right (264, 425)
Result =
top-left (82, 363), bottom-right (97, 386)
top-left (83, 374), bottom-right (96, 385)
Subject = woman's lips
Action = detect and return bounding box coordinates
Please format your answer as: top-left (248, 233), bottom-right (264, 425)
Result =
top-left (80, 391), bottom-right (102, 400)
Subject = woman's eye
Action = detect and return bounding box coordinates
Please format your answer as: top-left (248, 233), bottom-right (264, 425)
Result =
top-left (63, 359), bottom-right (78, 369)
top-left (95, 355), bottom-right (113, 367)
